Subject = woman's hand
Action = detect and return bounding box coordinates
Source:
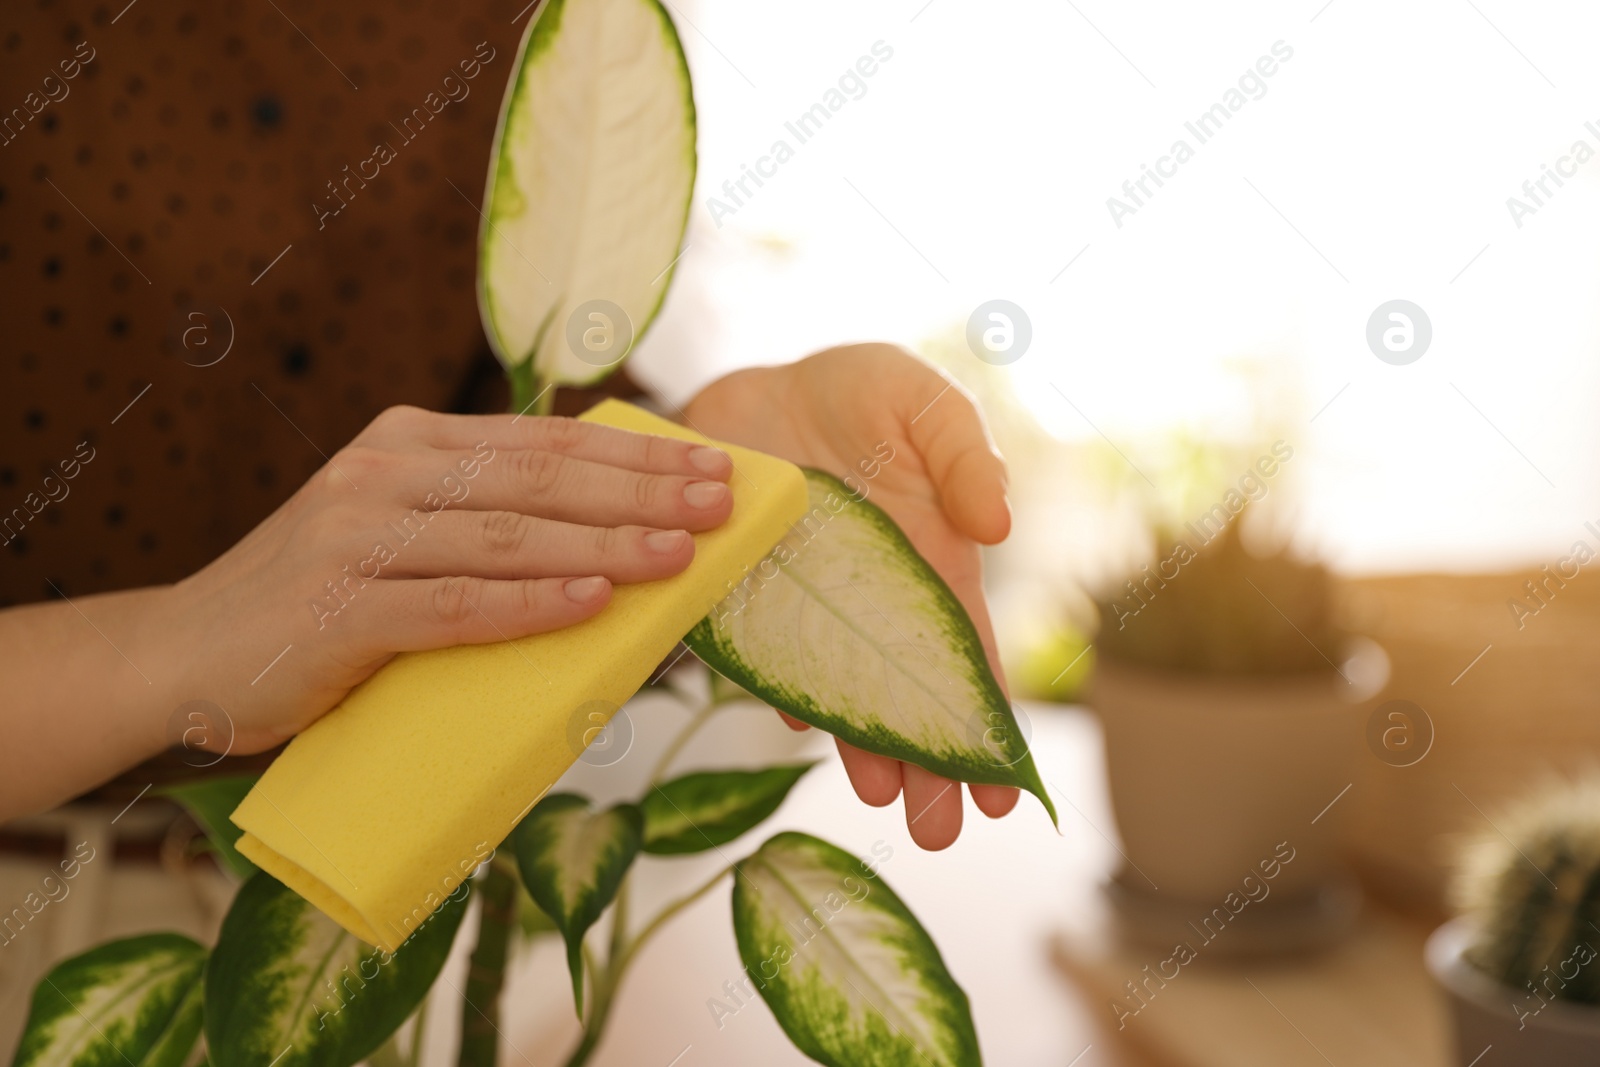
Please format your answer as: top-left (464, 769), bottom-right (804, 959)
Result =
top-left (0, 406), bottom-right (736, 818)
top-left (169, 406), bottom-right (739, 752)
top-left (683, 343), bottom-right (1020, 851)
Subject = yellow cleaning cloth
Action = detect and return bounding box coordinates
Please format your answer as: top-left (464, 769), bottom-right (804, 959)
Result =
top-left (232, 399), bottom-right (807, 951)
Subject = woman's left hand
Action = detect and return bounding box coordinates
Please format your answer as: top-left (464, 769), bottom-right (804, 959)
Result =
top-left (682, 343), bottom-right (1021, 850)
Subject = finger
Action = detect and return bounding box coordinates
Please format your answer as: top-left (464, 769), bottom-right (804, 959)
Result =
top-left (902, 763), bottom-right (963, 851)
top-left (777, 711), bottom-right (811, 732)
top-left (381, 449), bottom-right (734, 532)
top-left (377, 511), bottom-right (696, 584)
top-left (970, 783), bottom-right (1020, 819)
top-left (836, 738), bottom-right (902, 807)
top-left (903, 376), bottom-right (1011, 546)
top-left (361, 407), bottom-right (734, 482)
top-left (338, 574), bottom-right (612, 658)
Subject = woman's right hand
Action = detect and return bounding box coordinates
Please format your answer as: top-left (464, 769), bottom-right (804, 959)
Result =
top-left (154, 405), bottom-right (736, 755)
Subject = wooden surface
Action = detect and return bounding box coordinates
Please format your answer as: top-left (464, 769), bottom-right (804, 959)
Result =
top-left (1052, 903), bottom-right (1451, 1067)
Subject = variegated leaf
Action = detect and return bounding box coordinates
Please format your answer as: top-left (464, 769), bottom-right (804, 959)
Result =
top-left (641, 763), bottom-right (816, 855)
top-left (204, 872), bottom-right (467, 1067)
top-left (686, 469), bottom-right (1056, 823)
top-left (511, 794), bottom-right (642, 1013)
top-left (11, 933), bottom-right (205, 1067)
top-left (159, 773), bottom-right (259, 879)
top-left (517, 885), bottom-right (559, 939)
top-left (732, 832), bottom-right (981, 1067)
top-left (480, 0), bottom-right (696, 385)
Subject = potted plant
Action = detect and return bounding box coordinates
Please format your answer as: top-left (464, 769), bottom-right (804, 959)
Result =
top-left (1427, 777), bottom-right (1600, 1065)
top-left (1089, 500), bottom-right (1376, 950)
top-left (5, 2), bottom-right (1053, 1066)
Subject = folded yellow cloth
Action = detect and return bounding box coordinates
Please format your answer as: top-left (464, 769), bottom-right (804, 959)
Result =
top-left (232, 400), bottom-right (807, 951)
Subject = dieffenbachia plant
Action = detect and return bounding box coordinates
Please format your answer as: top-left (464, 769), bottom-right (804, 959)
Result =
top-left (8, 2), bottom-right (1046, 1066)
top-left (477, 0), bottom-right (696, 412)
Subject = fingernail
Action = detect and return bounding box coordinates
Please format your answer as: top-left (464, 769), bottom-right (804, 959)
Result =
top-left (683, 481), bottom-right (729, 509)
top-left (688, 446), bottom-right (731, 476)
top-left (644, 529), bottom-right (689, 553)
top-left (565, 576), bottom-right (610, 604)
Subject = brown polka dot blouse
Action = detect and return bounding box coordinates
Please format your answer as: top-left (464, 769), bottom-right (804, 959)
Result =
top-left (0, 0), bottom-right (629, 607)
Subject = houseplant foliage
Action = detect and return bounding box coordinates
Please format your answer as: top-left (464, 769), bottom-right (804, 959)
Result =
top-left (477, 0), bottom-right (696, 409)
top-left (1428, 777), bottom-right (1600, 1064)
top-left (1088, 480), bottom-right (1362, 924)
top-left (1094, 505), bottom-right (1339, 676)
top-left (9, 1), bottom-right (1041, 1066)
top-left (1454, 781), bottom-right (1600, 1005)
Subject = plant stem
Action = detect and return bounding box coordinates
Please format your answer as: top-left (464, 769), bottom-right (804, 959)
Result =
top-left (647, 695), bottom-right (723, 784)
top-left (369, 1032), bottom-right (408, 1067)
top-left (510, 363), bottom-right (555, 418)
top-left (560, 864), bottom-right (735, 1067)
top-left (561, 1019), bottom-right (604, 1067)
top-left (560, 690), bottom-right (733, 1067)
top-left (408, 990), bottom-right (431, 1067)
top-left (457, 861), bottom-right (518, 1067)
top-left (613, 864), bottom-right (733, 977)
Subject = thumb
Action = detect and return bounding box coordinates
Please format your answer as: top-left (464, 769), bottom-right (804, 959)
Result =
top-left (906, 378), bottom-right (1011, 545)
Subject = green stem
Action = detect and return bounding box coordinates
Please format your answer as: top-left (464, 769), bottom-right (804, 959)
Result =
top-left (510, 363), bottom-right (556, 418)
top-left (612, 864), bottom-right (733, 977)
top-left (369, 1032), bottom-right (407, 1067)
top-left (561, 1020), bottom-right (604, 1067)
top-left (458, 861), bottom-right (518, 1067)
top-left (647, 695), bottom-right (723, 784)
top-left (559, 691), bottom-right (733, 1067)
top-left (408, 990), bottom-right (431, 1067)
top-left (560, 869), bottom-right (732, 1067)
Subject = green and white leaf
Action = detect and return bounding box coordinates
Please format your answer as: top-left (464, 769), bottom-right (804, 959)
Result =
top-left (517, 885), bottom-right (559, 939)
top-left (479, 0), bottom-right (696, 385)
top-left (731, 832), bottom-right (981, 1067)
top-left (686, 469), bottom-right (1057, 823)
top-left (642, 763), bottom-right (816, 855)
top-left (511, 794), bottom-right (643, 1012)
top-left (159, 773), bottom-right (259, 879)
top-left (11, 933), bottom-right (205, 1067)
top-left (204, 872), bottom-right (467, 1067)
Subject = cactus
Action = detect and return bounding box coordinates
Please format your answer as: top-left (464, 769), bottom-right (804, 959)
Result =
top-left (1454, 778), bottom-right (1600, 1007)
top-left (1093, 509), bottom-right (1340, 676)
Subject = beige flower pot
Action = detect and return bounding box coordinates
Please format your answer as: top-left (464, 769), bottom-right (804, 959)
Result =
top-left (1089, 657), bottom-right (1370, 907)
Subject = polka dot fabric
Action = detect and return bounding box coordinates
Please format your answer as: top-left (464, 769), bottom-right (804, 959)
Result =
top-left (0, 0), bottom-right (530, 605)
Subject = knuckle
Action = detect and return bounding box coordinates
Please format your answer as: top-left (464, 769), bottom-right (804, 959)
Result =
top-left (856, 340), bottom-right (912, 361)
top-left (832, 341), bottom-right (913, 371)
top-left (429, 577), bottom-right (479, 628)
top-left (327, 445), bottom-right (386, 484)
top-left (631, 473), bottom-right (661, 512)
top-left (592, 524), bottom-right (620, 559)
top-left (373, 404), bottom-right (424, 433)
top-left (639, 432), bottom-right (673, 469)
top-left (480, 511), bottom-right (528, 558)
top-left (510, 579), bottom-right (543, 620)
top-left (514, 448), bottom-right (564, 496)
top-left (538, 416), bottom-right (585, 453)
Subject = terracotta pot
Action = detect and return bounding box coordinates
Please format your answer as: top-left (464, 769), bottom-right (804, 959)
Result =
top-left (1427, 918), bottom-right (1600, 1065)
top-left (1088, 654), bottom-right (1374, 904)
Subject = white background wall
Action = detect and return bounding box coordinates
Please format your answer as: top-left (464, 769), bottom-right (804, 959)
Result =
top-left (632, 0), bottom-right (1600, 576)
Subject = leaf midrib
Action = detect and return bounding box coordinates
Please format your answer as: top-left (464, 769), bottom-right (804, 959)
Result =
top-left (42, 954), bottom-right (198, 1067)
top-left (276, 922), bottom-right (353, 1053)
top-left (746, 855), bottom-right (941, 1058)
top-left (550, 811), bottom-right (621, 904)
top-left (776, 564), bottom-right (970, 738)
